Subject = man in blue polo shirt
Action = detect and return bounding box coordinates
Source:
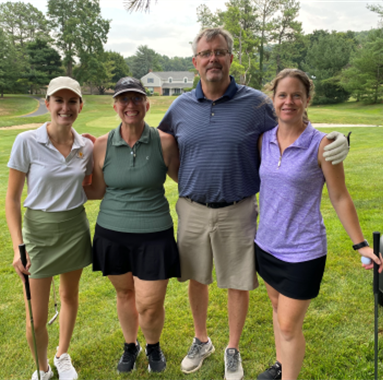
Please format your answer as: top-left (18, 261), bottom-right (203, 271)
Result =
top-left (158, 28), bottom-right (348, 380)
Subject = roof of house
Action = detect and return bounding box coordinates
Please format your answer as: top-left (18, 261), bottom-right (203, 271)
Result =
top-left (162, 83), bottom-right (193, 89)
top-left (152, 71), bottom-right (195, 81)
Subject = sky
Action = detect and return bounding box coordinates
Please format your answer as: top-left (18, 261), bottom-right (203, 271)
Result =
top-left (0, 0), bottom-right (381, 58)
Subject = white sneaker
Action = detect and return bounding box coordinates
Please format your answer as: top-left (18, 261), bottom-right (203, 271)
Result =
top-left (224, 348), bottom-right (244, 380)
top-left (54, 349), bottom-right (78, 380)
top-left (31, 363), bottom-right (54, 380)
top-left (181, 337), bottom-right (215, 373)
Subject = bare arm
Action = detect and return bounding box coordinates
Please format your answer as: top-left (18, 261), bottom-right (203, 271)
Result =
top-left (5, 168), bottom-right (30, 281)
top-left (159, 129), bottom-right (179, 183)
top-left (258, 134), bottom-right (263, 160)
top-left (319, 138), bottom-right (382, 271)
top-left (83, 134), bottom-right (108, 200)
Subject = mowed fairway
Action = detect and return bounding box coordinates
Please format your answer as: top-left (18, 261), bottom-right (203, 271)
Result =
top-left (0, 95), bottom-right (382, 379)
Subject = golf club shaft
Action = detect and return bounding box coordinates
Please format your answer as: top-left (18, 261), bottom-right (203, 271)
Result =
top-left (19, 244), bottom-right (41, 380)
top-left (373, 232), bottom-right (380, 380)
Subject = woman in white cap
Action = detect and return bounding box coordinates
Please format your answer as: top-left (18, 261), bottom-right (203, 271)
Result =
top-left (6, 76), bottom-right (93, 380)
top-left (84, 77), bottom-right (180, 374)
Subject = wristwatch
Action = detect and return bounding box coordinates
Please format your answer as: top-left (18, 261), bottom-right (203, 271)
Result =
top-left (352, 239), bottom-right (369, 250)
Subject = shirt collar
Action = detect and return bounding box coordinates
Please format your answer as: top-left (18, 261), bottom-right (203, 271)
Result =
top-left (112, 122), bottom-right (151, 146)
top-left (270, 122), bottom-right (315, 150)
top-left (36, 122), bottom-right (85, 149)
top-left (195, 75), bottom-right (238, 101)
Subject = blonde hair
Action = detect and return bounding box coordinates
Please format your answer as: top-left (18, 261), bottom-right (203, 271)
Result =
top-left (265, 68), bottom-right (314, 124)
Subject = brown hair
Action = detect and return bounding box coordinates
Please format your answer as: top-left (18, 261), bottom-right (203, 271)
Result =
top-left (265, 68), bottom-right (314, 124)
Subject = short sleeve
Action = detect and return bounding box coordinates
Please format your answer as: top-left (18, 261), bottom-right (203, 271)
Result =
top-left (157, 102), bottom-right (176, 136)
top-left (7, 133), bottom-right (30, 173)
top-left (261, 100), bottom-right (277, 134)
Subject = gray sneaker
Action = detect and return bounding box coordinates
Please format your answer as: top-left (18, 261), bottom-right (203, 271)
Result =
top-left (224, 348), bottom-right (244, 380)
top-left (181, 337), bottom-right (215, 373)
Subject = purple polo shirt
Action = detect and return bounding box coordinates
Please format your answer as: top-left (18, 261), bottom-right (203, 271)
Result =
top-left (255, 123), bottom-right (328, 262)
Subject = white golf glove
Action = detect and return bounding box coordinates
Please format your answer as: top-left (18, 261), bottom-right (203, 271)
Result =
top-left (323, 131), bottom-right (350, 165)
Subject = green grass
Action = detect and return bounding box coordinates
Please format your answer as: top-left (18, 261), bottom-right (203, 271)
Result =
top-left (309, 101), bottom-right (383, 125)
top-left (1, 96), bottom-right (383, 379)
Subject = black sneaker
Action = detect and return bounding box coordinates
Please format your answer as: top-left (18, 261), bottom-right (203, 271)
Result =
top-left (146, 343), bottom-right (166, 373)
top-left (257, 361), bottom-right (282, 380)
top-left (117, 341), bottom-right (141, 373)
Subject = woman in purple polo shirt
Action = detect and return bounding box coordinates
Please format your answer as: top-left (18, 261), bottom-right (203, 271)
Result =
top-left (254, 68), bottom-right (382, 380)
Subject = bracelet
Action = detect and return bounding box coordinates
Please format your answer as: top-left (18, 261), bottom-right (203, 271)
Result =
top-left (352, 239), bottom-right (369, 250)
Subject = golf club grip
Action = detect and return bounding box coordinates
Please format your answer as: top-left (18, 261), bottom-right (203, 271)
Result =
top-left (373, 232), bottom-right (380, 295)
top-left (18, 244), bottom-right (31, 300)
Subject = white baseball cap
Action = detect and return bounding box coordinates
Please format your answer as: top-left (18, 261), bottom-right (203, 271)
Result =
top-left (46, 76), bottom-right (82, 99)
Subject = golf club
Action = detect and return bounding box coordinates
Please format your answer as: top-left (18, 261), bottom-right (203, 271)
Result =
top-left (19, 243), bottom-right (41, 380)
top-left (48, 278), bottom-right (59, 326)
top-left (373, 232), bottom-right (380, 380)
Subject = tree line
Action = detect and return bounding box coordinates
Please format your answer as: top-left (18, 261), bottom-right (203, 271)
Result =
top-left (0, 0), bottom-right (192, 97)
top-left (195, 0), bottom-right (383, 104)
top-left (1, 0), bottom-right (382, 103)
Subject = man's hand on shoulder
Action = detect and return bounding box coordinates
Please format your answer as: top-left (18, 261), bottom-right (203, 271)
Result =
top-left (323, 131), bottom-right (350, 165)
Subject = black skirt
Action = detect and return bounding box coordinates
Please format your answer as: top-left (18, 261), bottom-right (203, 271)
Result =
top-left (255, 243), bottom-right (326, 300)
top-left (93, 224), bottom-right (181, 280)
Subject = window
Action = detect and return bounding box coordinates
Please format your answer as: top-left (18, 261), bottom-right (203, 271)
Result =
top-left (174, 88), bottom-right (181, 94)
top-left (184, 77), bottom-right (188, 83)
top-left (168, 77), bottom-right (173, 83)
top-left (147, 78), bottom-right (154, 83)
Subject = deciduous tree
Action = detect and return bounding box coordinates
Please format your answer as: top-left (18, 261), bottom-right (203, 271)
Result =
top-left (47, 0), bottom-right (110, 77)
top-left (0, 1), bottom-right (50, 48)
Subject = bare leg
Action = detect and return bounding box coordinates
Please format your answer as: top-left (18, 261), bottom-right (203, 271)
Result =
top-left (57, 268), bottom-right (83, 356)
top-left (227, 289), bottom-right (249, 349)
top-left (108, 273), bottom-right (138, 343)
top-left (265, 282), bottom-right (311, 380)
top-left (134, 277), bottom-right (168, 344)
top-left (27, 277), bottom-right (51, 371)
top-left (189, 279), bottom-right (209, 342)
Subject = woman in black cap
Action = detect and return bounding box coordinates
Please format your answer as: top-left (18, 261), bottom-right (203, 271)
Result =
top-left (84, 77), bottom-right (180, 373)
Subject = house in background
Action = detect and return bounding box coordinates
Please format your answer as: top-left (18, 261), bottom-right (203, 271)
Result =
top-left (141, 71), bottom-right (195, 96)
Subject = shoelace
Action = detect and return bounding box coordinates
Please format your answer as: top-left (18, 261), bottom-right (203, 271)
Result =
top-left (122, 346), bottom-right (138, 362)
top-left (267, 363), bottom-right (282, 377)
top-left (56, 354), bottom-right (73, 372)
top-left (187, 342), bottom-right (203, 358)
top-left (226, 351), bottom-right (239, 371)
top-left (147, 346), bottom-right (162, 361)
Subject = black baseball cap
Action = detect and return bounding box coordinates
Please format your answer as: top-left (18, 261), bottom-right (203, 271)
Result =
top-left (113, 77), bottom-right (147, 98)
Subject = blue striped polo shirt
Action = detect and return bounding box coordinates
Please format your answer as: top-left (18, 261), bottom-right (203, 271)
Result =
top-left (158, 77), bottom-right (277, 203)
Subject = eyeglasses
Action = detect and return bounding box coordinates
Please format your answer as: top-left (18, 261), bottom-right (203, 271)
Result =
top-left (117, 95), bottom-right (145, 105)
top-left (195, 49), bottom-right (230, 59)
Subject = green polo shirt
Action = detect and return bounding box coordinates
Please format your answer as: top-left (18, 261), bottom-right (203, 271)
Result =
top-left (96, 123), bottom-right (173, 233)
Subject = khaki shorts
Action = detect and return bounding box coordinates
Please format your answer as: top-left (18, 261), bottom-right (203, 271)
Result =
top-left (176, 196), bottom-right (259, 291)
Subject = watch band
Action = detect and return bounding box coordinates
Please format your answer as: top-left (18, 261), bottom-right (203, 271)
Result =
top-left (352, 239), bottom-right (369, 250)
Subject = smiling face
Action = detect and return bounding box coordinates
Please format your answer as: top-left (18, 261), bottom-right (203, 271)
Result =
top-left (273, 76), bottom-right (310, 126)
top-left (45, 89), bottom-right (83, 128)
top-left (113, 91), bottom-right (149, 127)
top-left (192, 34), bottom-right (233, 85)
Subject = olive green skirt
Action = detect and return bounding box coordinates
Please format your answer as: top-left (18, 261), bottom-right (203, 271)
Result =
top-left (23, 206), bottom-right (92, 279)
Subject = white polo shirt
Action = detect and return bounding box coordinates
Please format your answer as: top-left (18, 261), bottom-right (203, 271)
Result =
top-left (8, 122), bottom-right (93, 212)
